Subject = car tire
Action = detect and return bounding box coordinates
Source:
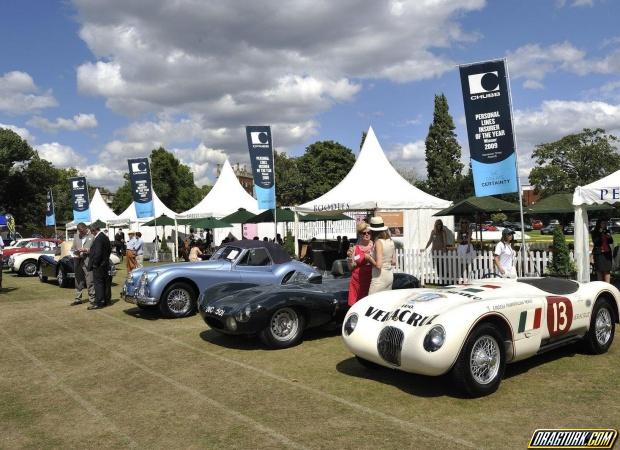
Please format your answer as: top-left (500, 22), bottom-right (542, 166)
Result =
top-left (583, 298), bottom-right (615, 354)
top-left (450, 323), bottom-right (506, 397)
top-left (355, 356), bottom-right (382, 370)
top-left (57, 267), bottom-right (70, 288)
top-left (38, 267), bottom-right (48, 282)
top-left (259, 307), bottom-right (306, 349)
top-left (159, 282), bottom-right (196, 318)
top-left (19, 260), bottom-right (38, 277)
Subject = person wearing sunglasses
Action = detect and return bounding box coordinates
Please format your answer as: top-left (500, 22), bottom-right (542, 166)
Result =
top-left (347, 221), bottom-right (374, 306)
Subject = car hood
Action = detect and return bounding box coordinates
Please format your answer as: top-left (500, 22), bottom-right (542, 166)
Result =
top-left (133, 259), bottom-right (230, 276)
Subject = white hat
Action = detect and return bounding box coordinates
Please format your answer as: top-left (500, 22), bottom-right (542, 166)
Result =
top-left (369, 216), bottom-right (388, 231)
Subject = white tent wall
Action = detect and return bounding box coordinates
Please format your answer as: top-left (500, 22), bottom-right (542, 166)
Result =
top-left (403, 210), bottom-right (454, 250)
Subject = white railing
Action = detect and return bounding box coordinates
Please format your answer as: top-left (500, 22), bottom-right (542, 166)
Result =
top-left (395, 249), bottom-right (572, 286)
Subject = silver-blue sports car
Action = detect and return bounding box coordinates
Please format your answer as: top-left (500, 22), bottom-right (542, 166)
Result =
top-left (121, 240), bottom-right (319, 318)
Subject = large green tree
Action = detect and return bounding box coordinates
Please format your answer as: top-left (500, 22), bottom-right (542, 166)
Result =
top-left (112, 147), bottom-right (207, 213)
top-left (274, 151), bottom-right (304, 206)
top-left (297, 141), bottom-right (355, 201)
top-left (529, 128), bottom-right (620, 197)
top-left (422, 93), bottom-right (464, 201)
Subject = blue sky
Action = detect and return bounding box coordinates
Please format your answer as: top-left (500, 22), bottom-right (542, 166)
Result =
top-left (1, 0), bottom-right (619, 190)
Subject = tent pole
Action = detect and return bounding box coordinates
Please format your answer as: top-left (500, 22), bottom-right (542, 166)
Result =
top-left (173, 217), bottom-right (178, 262)
top-left (293, 211), bottom-right (299, 258)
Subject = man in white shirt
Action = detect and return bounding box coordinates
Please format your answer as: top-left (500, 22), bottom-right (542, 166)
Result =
top-left (126, 231), bottom-right (137, 271)
top-left (135, 231), bottom-right (144, 268)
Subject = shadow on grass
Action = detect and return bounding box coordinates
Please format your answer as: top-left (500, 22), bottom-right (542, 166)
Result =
top-left (504, 342), bottom-right (580, 379)
top-left (0, 287), bottom-right (19, 294)
top-left (199, 329), bottom-right (263, 350)
top-left (336, 357), bottom-right (458, 398)
top-left (122, 306), bottom-right (165, 321)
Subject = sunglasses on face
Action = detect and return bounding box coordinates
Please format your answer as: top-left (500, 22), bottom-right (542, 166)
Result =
top-left (361, 231), bottom-right (371, 235)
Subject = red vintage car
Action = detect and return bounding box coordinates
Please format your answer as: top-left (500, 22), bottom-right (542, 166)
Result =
top-left (2, 238), bottom-right (62, 262)
top-left (531, 219), bottom-right (543, 230)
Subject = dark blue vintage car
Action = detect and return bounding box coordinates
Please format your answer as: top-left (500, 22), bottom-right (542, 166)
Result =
top-left (198, 261), bottom-right (420, 348)
top-left (122, 240), bottom-right (319, 318)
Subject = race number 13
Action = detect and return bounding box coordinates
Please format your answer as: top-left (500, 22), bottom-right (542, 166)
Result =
top-left (545, 296), bottom-right (573, 337)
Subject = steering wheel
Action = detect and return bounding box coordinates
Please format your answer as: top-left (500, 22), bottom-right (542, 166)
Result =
top-left (482, 272), bottom-right (501, 279)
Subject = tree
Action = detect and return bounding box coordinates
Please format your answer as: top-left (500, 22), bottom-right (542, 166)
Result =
top-left (274, 151), bottom-right (304, 206)
top-left (112, 147), bottom-right (206, 214)
top-left (422, 94), bottom-right (464, 201)
top-left (547, 226), bottom-right (576, 277)
top-left (0, 128), bottom-right (35, 210)
top-left (529, 128), bottom-right (620, 197)
top-left (297, 141), bottom-right (355, 202)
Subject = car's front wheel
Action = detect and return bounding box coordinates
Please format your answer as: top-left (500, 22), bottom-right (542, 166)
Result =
top-left (20, 259), bottom-right (38, 276)
top-left (583, 297), bottom-right (615, 354)
top-left (38, 267), bottom-right (48, 282)
top-left (57, 267), bottom-right (69, 288)
top-left (259, 307), bottom-right (306, 348)
top-left (450, 323), bottom-right (506, 397)
top-left (159, 282), bottom-right (196, 318)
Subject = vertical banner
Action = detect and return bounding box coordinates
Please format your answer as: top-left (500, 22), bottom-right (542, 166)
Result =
top-left (245, 126), bottom-right (276, 209)
top-left (459, 59), bottom-right (518, 196)
top-left (69, 177), bottom-right (91, 223)
top-left (45, 189), bottom-right (56, 226)
top-left (128, 157), bottom-right (155, 218)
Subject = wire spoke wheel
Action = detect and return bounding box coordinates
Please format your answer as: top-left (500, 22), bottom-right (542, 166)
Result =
top-left (24, 262), bottom-right (37, 276)
top-left (469, 335), bottom-right (500, 385)
top-left (595, 307), bottom-right (613, 346)
top-left (269, 308), bottom-right (300, 342)
top-left (167, 288), bottom-right (192, 315)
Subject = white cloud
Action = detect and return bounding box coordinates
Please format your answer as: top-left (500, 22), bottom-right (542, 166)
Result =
top-left (0, 71), bottom-right (57, 114)
top-left (28, 113), bottom-right (98, 132)
top-left (0, 122), bottom-right (34, 142)
top-left (36, 142), bottom-right (87, 168)
top-left (507, 41), bottom-right (620, 88)
top-left (388, 140), bottom-right (427, 177)
top-left (80, 164), bottom-right (126, 188)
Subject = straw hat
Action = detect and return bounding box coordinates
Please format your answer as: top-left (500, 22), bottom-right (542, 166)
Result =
top-left (369, 216), bottom-right (388, 231)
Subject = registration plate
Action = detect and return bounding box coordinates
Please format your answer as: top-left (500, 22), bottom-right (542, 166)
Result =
top-left (205, 306), bottom-right (225, 317)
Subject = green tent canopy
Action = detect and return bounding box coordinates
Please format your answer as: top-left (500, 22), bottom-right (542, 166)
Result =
top-left (180, 216), bottom-right (232, 229)
top-left (142, 214), bottom-right (176, 227)
top-left (299, 212), bottom-right (352, 222)
top-left (434, 196), bottom-right (521, 217)
top-left (220, 208), bottom-right (256, 224)
top-left (90, 219), bottom-right (107, 229)
top-left (245, 208), bottom-right (295, 223)
top-left (526, 193), bottom-right (614, 214)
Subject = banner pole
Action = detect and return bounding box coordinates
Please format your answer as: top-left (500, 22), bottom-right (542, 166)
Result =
top-left (504, 58), bottom-right (527, 273)
top-left (51, 188), bottom-right (57, 239)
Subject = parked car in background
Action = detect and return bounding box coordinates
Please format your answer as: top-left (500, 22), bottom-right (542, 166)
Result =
top-left (549, 219), bottom-right (560, 226)
top-left (38, 253), bottom-right (121, 287)
top-left (2, 238), bottom-right (61, 267)
top-left (563, 222), bottom-right (575, 235)
top-left (540, 224), bottom-right (559, 235)
top-left (122, 241), bottom-right (319, 318)
top-left (500, 221), bottom-right (532, 232)
top-left (531, 219), bottom-right (543, 230)
top-left (9, 250), bottom-right (56, 276)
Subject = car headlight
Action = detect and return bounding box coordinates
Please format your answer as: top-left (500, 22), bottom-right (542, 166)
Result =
top-left (226, 317), bottom-right (238, 331)
top-left (235, 305), bottom-right (253, 322)
top-left (343, 313), bottom-right (358, 336)
top-left (423, 325), bottom-right (445, 352)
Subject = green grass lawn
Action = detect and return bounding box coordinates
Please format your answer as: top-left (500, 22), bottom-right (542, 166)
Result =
top-left (1, 264), bottom-right (619, 449)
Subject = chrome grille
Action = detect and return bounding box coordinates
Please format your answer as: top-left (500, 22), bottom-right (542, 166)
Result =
top-left (377, 326), bottom-right (404, 366)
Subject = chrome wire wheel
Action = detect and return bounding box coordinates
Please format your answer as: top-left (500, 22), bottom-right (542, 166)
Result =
top-left (167, 288), bottom-right (192, 315)
top-left (24, 262), bottom-right (37, 276)
top-left (57, 269), bottom-right (64, 286)
top-left (269, 308), bottom-right (299, 342)
top-left (595, 307), bottom-right (613, 346)
top-left (469, 335), bottom-right (501, 385)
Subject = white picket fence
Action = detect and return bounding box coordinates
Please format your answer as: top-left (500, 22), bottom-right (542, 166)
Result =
top-left (395, 249), bottom-right (572, 286)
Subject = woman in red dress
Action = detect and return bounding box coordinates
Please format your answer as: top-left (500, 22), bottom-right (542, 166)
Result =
top-left (347, 222), bottom-right (374, 306)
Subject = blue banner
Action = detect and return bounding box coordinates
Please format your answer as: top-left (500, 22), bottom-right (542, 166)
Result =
top-left (45, 189), bottom-right (56, 226)
top-left (246, 126), bottom-right (276, 209)
top-left (128, 157), bottom-right (155, 218)
top-left (69, 177), bottom-right (91, 223)
top-left (459, 59), bottom-right (518, 196)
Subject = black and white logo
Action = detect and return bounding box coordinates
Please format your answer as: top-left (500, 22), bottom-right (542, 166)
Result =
top-left (131, 161), bottom-right (148, 174)
top-left (250, 131), bottom-right (270, 146)
top-left (468, 71), bottom-right (500, 95)
top-left (72, 179), bottom-right (85, 189)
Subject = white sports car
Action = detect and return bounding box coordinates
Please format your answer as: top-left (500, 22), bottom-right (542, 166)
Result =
top-left (342, 277), bottom-right (619, 397)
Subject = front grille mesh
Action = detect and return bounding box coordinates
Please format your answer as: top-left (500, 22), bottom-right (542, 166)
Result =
top-left (377, 326), bottom-right (404, 366)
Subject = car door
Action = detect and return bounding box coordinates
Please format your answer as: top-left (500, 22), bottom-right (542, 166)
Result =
top-left (233, 248), bottom-right (276, 284)
top-left (541, 292), bottom-right (588, 344)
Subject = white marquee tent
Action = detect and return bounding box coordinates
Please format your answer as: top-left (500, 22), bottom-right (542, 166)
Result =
top-left (179, 159), bottom-right (259, 218)
top-left (66, 188), bottom-right (119, 229)
top-left (573, 169), bottom-right (620, 282)
top-left (295, 126), bottom-right (453, 249)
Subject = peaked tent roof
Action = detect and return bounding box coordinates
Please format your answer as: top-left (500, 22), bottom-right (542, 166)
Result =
top-left (179, 159), bottom-right (259, 218)
top-left (67, 189), bottom-right (119, 228)
top-left (573, 169), bottom-right (620, 205)
top-left (116, 189), bottom-right (177, 222)
top-left (295, 126), bottom-right (451, 212)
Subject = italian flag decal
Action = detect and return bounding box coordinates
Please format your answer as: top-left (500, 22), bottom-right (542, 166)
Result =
top-left (518, 308), bottom-right (542, 333)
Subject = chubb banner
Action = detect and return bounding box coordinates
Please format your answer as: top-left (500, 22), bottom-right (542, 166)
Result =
top-left (45, 188), bottom-right (56, 226)
top-left (246, 125), bottom-right (276, 209)
top-left (128, 157), bottom-right (155, 219)
top-left (459, 59), bottom-right (518, 196)
top-left (69, 176), bottom-right (91, 223)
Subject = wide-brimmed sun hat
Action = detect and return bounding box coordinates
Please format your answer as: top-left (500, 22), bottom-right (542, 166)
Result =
top-left (369, 216), bottom-right (388, 231)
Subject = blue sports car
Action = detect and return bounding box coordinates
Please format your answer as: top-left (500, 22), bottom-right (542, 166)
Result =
top-left (121, 240), bottom-right (319, 318)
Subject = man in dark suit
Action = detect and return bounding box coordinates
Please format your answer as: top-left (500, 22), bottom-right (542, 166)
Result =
top-left (87, 224), bottom-right (112, 310)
